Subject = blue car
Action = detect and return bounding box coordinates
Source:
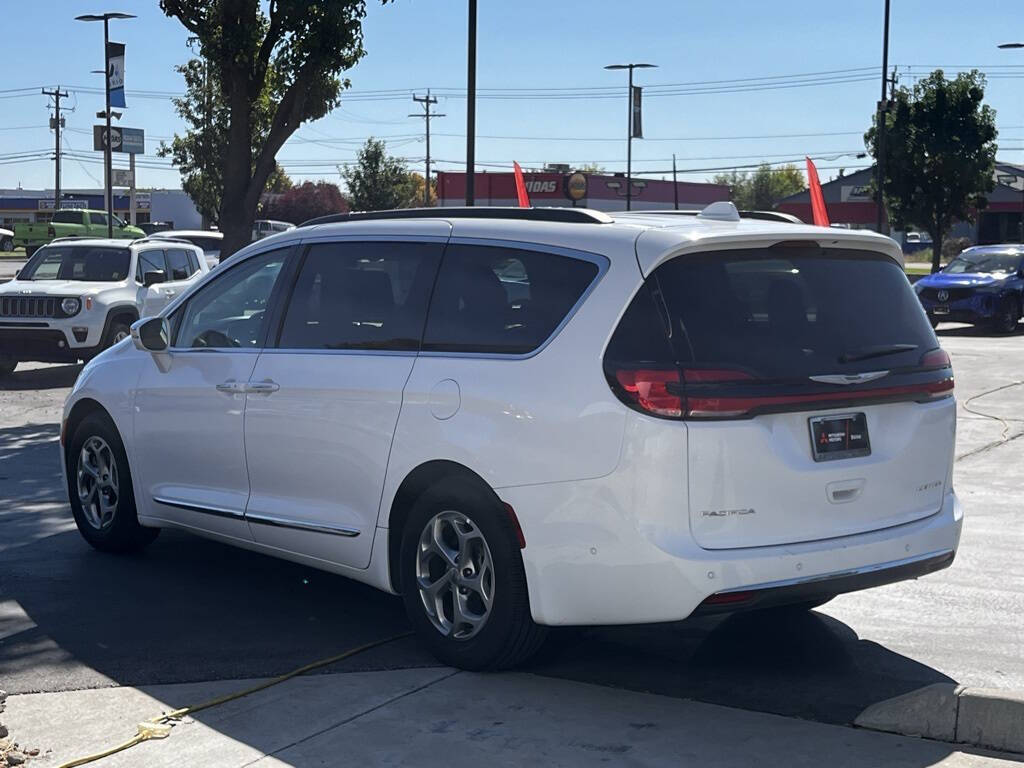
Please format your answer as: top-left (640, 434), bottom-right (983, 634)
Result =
top-left (914, 245), bottom-right (1024, 333)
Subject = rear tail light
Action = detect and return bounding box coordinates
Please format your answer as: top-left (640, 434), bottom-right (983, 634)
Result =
top-left (613, 364), bottom-right (953, 420)
top-left (920, 348), bottom-right (951, 369)
top-left (614, 369), bottom-right (683, 417)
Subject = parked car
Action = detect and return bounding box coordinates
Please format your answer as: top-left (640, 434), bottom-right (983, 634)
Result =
top-left (914, 244), bottom-right (1024, 333)
top-left (902, 230), bottom-right (933, 255)
top-left (61, 204), bottom-right (959, 670)
top-left (14, 210), bottom-right (145, 257)
top-left (0, 237), bottom-right (207, 375)
top-left (147, 230), bottom-right (223, 269)
top-left (252, 219), bottom-right (294, 241)
top-left (0, 227), bottom-right (14, 252)
top-left (139, 221), bottom-right (175, 236)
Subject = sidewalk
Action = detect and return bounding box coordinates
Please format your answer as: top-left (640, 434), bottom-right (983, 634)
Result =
top-left (3, 668), bottom-right (1020, 767)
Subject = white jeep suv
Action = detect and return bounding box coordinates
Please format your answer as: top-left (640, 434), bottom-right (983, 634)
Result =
top-left (0, 237), bottom-right (207, 375)
top-left (61, 205), bottom-right (961, 670)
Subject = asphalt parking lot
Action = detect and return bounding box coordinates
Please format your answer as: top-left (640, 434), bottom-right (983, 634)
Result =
top-left (0, 323), bottom-right (1021, 732)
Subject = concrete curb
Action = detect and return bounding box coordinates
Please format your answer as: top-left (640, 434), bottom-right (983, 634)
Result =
top-left (855, 683), bottom-right (1024, 755)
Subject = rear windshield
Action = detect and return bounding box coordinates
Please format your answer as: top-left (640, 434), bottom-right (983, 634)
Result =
top-left (182, 236), bottom-right (221, 252)
top-left (50, 210), bottom-right (82, 224)
top-left (20, 245), bottom-right (131, 282)
top-left (649, 247), bottom-right (937, 377)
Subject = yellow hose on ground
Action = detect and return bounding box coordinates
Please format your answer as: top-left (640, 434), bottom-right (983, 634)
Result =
top-left (56, 632), bottom-right (414, 768)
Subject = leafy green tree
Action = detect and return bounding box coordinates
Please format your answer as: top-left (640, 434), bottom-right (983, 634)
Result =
top-left (713, 163), bottom-right (805, 209)
top-left (866, 69), bottom-right (997, 272)
top-left (341, 138), bottom-right (419, 211)
top-left (157, 59), bottom-right (285, 226)
top-left (160, 0), bottom-right (381, 257)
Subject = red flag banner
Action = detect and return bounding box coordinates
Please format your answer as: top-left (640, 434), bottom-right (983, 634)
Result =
top-left (513, 161), bottom-right (531, 208)
top-left (805, 156), bottom-right (830, 227)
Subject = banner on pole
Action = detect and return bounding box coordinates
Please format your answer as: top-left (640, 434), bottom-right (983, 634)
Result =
top-left (631, 86), bottom-right (643, 138)
top-left (107, 41), bottom-right (126, 108)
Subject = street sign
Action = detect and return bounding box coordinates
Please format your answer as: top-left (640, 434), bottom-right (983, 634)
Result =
top-left (93, 125), bottom-right (145, 155)
top-left (111, 168), bottom-right (134, 187)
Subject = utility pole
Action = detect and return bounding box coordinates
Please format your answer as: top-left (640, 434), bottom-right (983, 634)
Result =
top-left (410, 90), bottom-right (445, 207)
top-left (672, 153), bottom-right (679, 210)
top-left (465, 0), bottom-right (477, 206)
top-left (42, 86), bottom-right (68, 211)
top-left (875, 0), bottom-right (891, 234)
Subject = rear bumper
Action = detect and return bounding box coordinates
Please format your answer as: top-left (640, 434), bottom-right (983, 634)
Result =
top-left (0, 328), bottom-right (100, 362)
top-left (509, 481), bottom-right (963, 626)
top-left (692, 548), bottom-right (954, 615)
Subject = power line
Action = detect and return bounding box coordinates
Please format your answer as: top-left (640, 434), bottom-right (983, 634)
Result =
top-left (410, 90), bottom-right (445, 206)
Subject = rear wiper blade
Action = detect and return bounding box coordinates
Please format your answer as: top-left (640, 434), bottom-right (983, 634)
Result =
top-left (838, 344), bottom-right (918, 364)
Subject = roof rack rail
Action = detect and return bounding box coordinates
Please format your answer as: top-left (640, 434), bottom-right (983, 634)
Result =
top-left (49, 236), bottom-right (105, 243)
top-left (131, 236), bottom-right (196, 246)
top-left (299, 206), bottom-right (613, 228)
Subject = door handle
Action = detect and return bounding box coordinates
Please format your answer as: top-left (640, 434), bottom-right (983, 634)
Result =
top-left (245, 380), bottom-right (280, 395)
top-left (215, 379), bottom-right (244, 394)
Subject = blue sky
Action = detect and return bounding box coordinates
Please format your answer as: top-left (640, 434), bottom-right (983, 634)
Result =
top-left (2, 0), bottom-right (1022, 191)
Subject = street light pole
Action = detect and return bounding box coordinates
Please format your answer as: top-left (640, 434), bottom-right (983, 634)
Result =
top-left (875, 0), bottom-right (891, 234)
top-left (998, 42), bottom-right (1024, 243)
top-left (605, 62), bottom-right (656, 211)
top-left (466, 0), bottom-right (477, 206)
top-left (75, 11), bottom-right (134, 237)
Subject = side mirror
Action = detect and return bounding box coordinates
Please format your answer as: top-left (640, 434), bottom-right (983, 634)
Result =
top-left (143, 269), bottom-right (166, 287)
top-left (131, 317), bottom-right (169, 353)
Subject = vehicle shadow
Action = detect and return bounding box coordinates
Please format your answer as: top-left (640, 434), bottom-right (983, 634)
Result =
top-left (0, 422), bottom-right (65, 506)
top-left (0, 363), bottom-right (82, 391)
top-left (936, 322), bottom-right (1024, 338)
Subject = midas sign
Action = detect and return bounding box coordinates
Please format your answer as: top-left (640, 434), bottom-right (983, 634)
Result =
top-left (525, 180), bottom-right (558, 193)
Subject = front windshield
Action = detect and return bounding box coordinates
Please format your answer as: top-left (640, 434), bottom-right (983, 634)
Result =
top-left (20, 245), bottom-right (131, 282)
top-left (945, 251), bottom-right (1023, 275)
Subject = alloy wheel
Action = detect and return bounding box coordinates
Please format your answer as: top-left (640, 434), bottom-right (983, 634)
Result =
top-left (416, 510), bottom-right (495, 640)
top-left (77, 436), bottom-right (119, 530)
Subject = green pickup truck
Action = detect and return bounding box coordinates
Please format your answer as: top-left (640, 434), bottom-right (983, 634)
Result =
top-left (14, 209), bottom-right (145, 256)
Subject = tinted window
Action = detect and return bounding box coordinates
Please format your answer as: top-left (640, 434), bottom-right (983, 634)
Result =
top-left (604, 285), bottom-right (675, 367)
top-left (185, 250), bottom-right (200, 273)
top-left (89, 212), bottom-right (107, 226)
top-left (652, 247), bottom-right (937, 377)
top-left (136, 249), bottom-right (167, 283)
top-left (166, 248), bottom-right (192, 281)
top-left (278, 241), bottom-right (442, 351)
top-left (174, 249), bottom-right (287, 349)
top-left (20, 245), bottom-right (130, 282)
top-left (422, 244), bottom-right (599, 354)
top-left (182, 236), bottom-right (221, 252)
top-left (51, 211), bottom-right (81, 224)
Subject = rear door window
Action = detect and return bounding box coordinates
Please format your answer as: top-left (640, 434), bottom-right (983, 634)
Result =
top-left (277, 241), bottom-right (443, 351)
top-left (422, 244), bottom-right (599, 354)
top-left (652, 246), bottom-right (937, 377)
top-left (166, 248), bottom-right (193, 280)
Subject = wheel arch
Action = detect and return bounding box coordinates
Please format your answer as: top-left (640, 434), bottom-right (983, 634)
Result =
top-left (63, 397), bottom-right (115, 466)
top-left (385, 460), bottom-right (502, 594)
top-left (103, 304), bottom-right (139, 336)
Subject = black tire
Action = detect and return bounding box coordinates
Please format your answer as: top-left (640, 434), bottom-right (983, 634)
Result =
top-left (0, 356), bottom-right (17, 376)
top-left (104, 320), bottom-right (132, 349)
top-left (67, 412), bottom-right (159, 553)
top-left (399, 477), bottom-right (547, 670)
top-left (991, 297), bottom-right (1020, 334)
top-left (0, 237), bottom-right (12, 252)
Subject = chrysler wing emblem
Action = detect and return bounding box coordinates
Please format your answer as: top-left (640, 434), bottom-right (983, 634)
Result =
top-left (809, 371), bottom-right (890, 385)
top-left (936, 289), bottom-right (949, 302)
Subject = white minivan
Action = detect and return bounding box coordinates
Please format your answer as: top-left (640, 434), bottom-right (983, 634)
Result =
top-left (61, 204), bottom-right (960, 669)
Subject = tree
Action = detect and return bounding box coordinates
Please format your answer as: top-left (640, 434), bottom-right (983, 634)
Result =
top-left (160, 1), bottom-right (380, 257)
top-left (261, 180), bottom-right (348, 223)
top-left (866, 69), bottom-right (997, 272)
top-left (341, 138), bottom-right (418, 211)
top-left (575, 162), bottom-right (605, 173)
top-left (713, 163), bottom-right (805, 209)
top-left (157, 59), bottom-right (284, 226)
top-left (405, 172), bottom-right (437, 208)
